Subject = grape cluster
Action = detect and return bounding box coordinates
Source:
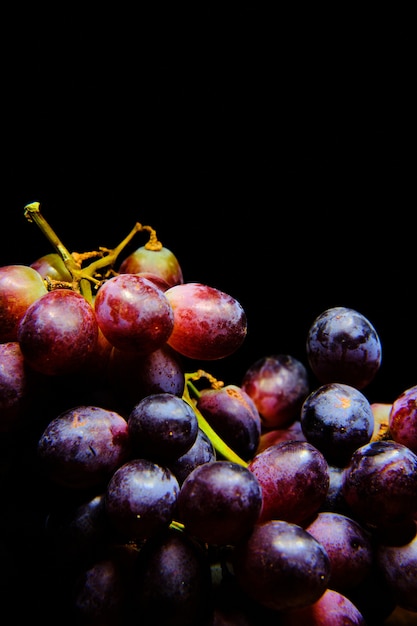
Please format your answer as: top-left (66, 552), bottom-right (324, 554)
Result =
top-left (2, 202), bottom-right (417, 624)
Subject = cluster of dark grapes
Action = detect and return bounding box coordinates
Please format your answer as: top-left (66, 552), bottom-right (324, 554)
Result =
top-left (2, 202), bottom-right (417, 625)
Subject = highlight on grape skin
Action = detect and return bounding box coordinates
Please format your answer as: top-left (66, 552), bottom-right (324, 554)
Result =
top-left (165, 282), bottom-right (248, 360)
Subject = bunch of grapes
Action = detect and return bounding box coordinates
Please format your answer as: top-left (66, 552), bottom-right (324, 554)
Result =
top-left (2, 202), bottom-right (417, 625)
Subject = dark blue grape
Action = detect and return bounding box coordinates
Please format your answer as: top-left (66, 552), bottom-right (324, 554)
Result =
top-left (300, 382), bottom-right (374, 466)
top-left (105, 458), bottom-right (179, 541)
top-left (167, 427), bottom-right (216, 485)
top-left (127, 392), bottom-right (198, 463)
top-left (232, 519), bottom-right (331, 612)
top-left (306, 306), bottom-right (382, 390)
top-left (177, 460), bottom-right (262, 546)
top-left (342, 440), bottom-right (417, 528)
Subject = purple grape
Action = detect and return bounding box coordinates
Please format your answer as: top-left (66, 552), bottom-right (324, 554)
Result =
top-left (37, 405), bottom-right (131, 489)
top-left (107, 344), bottom-right (185, 411)
top-left (131, 527), bottom-right (212, 626)
top-left (105, 458), bottom-right (179, 541)
top-left (306, 511), bottom-right (373, 592)
top-left (341, 440), bottom-right (417, 528)
top-left (248, 440), bottom-right (329, 525)
top-left (300, 382), bottom-right (375, 467)
top-left (167, 427), bottom-right (216, 485)
top-left (306, 306), bottom-right (382, 390)
top-left (196, 384), bottom-right (261, 461)
top-left (177, 460), bottom-right (262, 546)
top-left (376, 521), bottom-right (417, 611)
top-left (241, 354), bottom-right (310, 429)
top-left (232, 519), bottom-right (331, 612)
top-left (127, 392), bottom-right (198, 463)
top-left (389, 384), bottom-right (417, 454)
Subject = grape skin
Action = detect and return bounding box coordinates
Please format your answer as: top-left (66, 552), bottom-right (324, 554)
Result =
top-left (279, 588), bottom-right (367, 625)
top-left (196, 384), bottom-right (261, 461)
top-left (241, 354), bottom-right (310, 429)
top-left (165, 282), bottom-right (247, 360)
top-left (167, 427), bottom-right (216, 485)
top-left (0, 341), bottom-right (31, 432)
top-left (37, 405), bottom-right (131, 489)
top-left (341, 440), bottom-right (417, 528)
top-left (118, 244), bottom-right (184, 287)
top-left (306, 306), bottom-right (382, 390)
top-left (177, 460), bottom-right (263, 546)
top-left (94, 273), bottom-right (175, 355)
top-left (389, 384), bottom-right (417, 454)
top-left (306, 511), bottom-right (373, 592)
top-left (105, 458), bottom-right (180, 541)
top-left (300, 382), bottom-right (375, 467)
top-left (0, 264), bottom-right (48, 342)
top-left (248, 440), bottom-right (329, 525)
top-left (127, 392), bottom-right (199, 463)
top-left (18, 289), bottom-right (99, 376)
top-left (232, 519), bottom-right (331, 612)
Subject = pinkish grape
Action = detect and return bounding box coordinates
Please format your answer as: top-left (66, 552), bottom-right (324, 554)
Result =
top-left (389, 384), bottom-right (417, 454)
top-left (94, 273), bottom-right (174, 354)
top-left (118, 244), bottom-right (184, 287)
top-left (165, 282), bottom-right (247, 360)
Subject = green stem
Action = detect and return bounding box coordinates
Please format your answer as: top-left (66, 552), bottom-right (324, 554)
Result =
top-left (183, 380), bottom-right (248, 467)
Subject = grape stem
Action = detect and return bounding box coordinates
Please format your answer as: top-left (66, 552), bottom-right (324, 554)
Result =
top-left (23, 202), bottom-right (162, 303)
top-left (183, 372), bottom-right (248, 467)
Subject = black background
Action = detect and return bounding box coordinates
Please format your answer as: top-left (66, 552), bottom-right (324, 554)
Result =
top-left (3, 7), bottom-right (415, 404)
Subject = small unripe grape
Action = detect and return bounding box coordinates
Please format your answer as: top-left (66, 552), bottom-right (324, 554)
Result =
top-left (118, 244), bottom-right (183, 287)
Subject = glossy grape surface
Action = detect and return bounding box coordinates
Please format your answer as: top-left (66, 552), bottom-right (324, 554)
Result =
top-left (177, 460), bottom-right (262, 546)
top-left (127, 392), bottom-right (198, 463)
top-left (18, 289), bottom-right (99, 376)
top-left (248, 440), bottom-right (329, 525)
top-left (241, 354), bottom-right (310, 429)
top-left (389, 385), bottom-right (417, 454)
top-left (306, 306), bottom-right (382, 390)
top-left (167, 427), bottom-right (216, 485)
top-left (37, 405), bottom-right (131, 489)
top-left (232, 519), bottom-right (331, 611)
top-left (196, 384), bottom-right (261, 461)
top-left (118, 244), bottom-right (184, 287)
top-left (300, 382), bottom-right (375, 467)
top-left (105, 458), bottom-right (180, 541)
top-left (306, 511), bottom-right (373, 592)
top-left (30, 252), bottom-right (73, 282)
top-left (0, 264), bottom-right (48, 342)
top-left (341, 440), bottom-right (417, 527)
top-left (94, 273), bottom-right (174, 354)
top-left (165, 282), bottom-right (247, 360)
top-left (280, 588), bottom-right (366, 625)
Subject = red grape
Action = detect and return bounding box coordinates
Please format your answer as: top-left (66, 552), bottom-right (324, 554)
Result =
top-left (0, 264), bottom-right (48, 342)
top-left (118, 244), bottom-right (183, 287)
top-left (30, 252), bottom-right (73, 282)
top-left (17, 289), bottom-right (99, 376)
top-left (241, 354), bottom-right (310, 429)
top-left (165, 282), bottom-right (247, 360)
top-left (196, 384), bottom-right (261, 461)
top-left (389, 385), bottom-right (417, 454)
top-left (0, 341), bottom-right (31, 432)
top-left (279, 588), bottom-right (366, 625)
top-left (94, 273), bottom-right (174, 354)
top-left (248, 439), bottom-right (329, 525)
